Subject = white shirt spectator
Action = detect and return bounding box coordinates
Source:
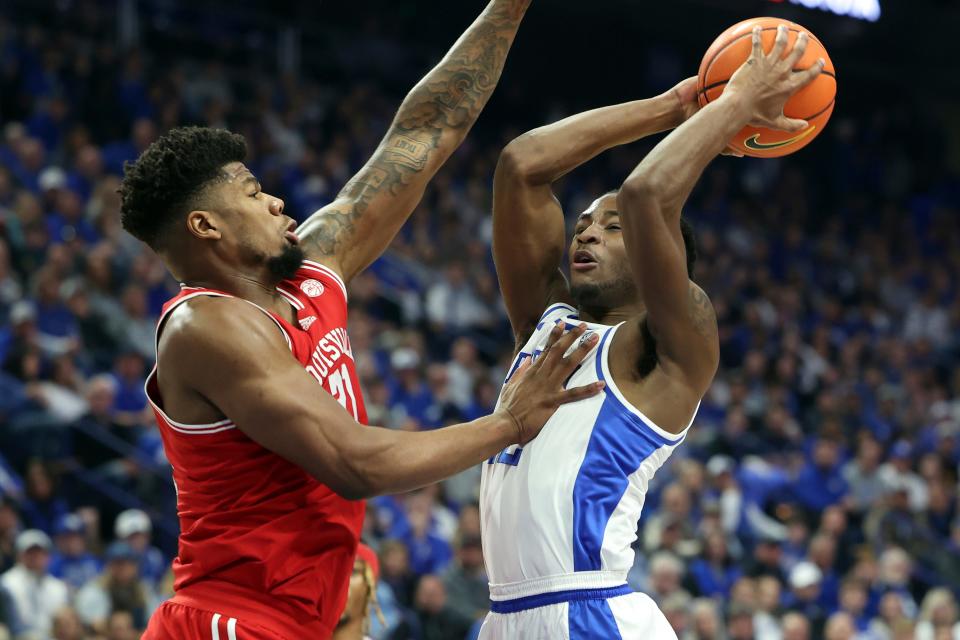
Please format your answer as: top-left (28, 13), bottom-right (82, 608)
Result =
top-left (1, 530), bottom-right (69, 639)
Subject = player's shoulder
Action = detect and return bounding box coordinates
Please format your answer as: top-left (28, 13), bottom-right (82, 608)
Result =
top-left (161, 296), bottom-right (285, 359)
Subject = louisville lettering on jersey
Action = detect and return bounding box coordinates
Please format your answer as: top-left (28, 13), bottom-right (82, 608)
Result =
top-left (305, 327), bottom-right (354, 383)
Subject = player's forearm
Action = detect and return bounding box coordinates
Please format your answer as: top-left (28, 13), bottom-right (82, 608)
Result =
top-left (620, 93), bottom-right (751, 213)
top-left (392, 0), bottom-right (530, 144)
top-left (500, 92), bottom-right (681, 185)
top-left (338, 414), bottom-right (517, 499)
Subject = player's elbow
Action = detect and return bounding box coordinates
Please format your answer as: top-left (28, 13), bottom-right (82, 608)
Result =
top-left (617, 178), bottom-right (661, 214)
top-left (323, 470), bottom-right (375, 501)
top-left (498, 136), bottom-right (542, 181)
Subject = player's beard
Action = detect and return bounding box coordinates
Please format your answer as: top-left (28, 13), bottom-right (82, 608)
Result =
top-left (267, 244), bottom-right (305, 281)
top-left (570, 269), bottom-right (637, 315)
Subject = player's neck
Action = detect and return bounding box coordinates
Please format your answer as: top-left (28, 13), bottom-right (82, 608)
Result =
top-left (577, 301), bottom-right (645, 325)
top-left (180, 267), bottom-right (284, 312)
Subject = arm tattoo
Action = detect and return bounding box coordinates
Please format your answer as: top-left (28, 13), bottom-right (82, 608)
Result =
top-left (687, 285), bottom-right (718, 339)
top-left (302, 0), bottom-right (531, 260)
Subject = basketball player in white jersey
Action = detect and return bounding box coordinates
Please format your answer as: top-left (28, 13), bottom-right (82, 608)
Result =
top-left (479, 26), bottom-right (825, 638)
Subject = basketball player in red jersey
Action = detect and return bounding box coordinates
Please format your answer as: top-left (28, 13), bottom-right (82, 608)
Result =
top-left (120, 2), bottom-right (603, 639)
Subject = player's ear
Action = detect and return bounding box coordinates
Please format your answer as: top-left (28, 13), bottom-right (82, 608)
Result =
top-left (186, 210), bottom-right (222, 241)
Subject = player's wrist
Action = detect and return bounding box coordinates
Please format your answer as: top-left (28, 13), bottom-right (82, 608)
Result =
top-left (493, 408), bottom-right (525, 445)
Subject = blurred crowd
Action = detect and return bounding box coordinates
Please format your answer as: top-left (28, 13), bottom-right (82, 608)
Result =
top-left (0, 2), bottom-right (958, 640)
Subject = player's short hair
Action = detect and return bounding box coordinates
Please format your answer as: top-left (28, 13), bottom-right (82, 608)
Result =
top-left (120, 126), bottom-right (247, 249)
top-left (601, 189), bottom-right (698, 279)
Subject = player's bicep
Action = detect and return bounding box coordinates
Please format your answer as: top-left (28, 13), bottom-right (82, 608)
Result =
top-left (168, 302), bottom-right (366, 495)
top-left (492, 158), bottom-right (572, 342)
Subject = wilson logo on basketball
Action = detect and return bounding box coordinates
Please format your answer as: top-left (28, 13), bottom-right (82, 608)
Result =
top-left (300, 279), bottom-right (325, 297)
top-left (744, 126), bottom-right (817, 151)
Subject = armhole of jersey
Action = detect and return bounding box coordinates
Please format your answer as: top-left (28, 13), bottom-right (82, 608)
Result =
top-left (595, 323), bottom-right (697, 445)
top-left (145, 290), bottom-right (294, 435)
top-left (300, 259), bottom-right (349, 303)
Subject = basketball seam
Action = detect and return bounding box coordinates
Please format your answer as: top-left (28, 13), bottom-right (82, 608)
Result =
top-left (700, 26), bottom-right (833, 106)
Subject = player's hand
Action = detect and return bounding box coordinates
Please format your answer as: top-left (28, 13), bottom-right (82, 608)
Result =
top-left (671, 77), bottom-right (744, 157)
top-left (725, 24), bottom-right (825, 132)
top-left (497, 322), bottom-right (604, 445)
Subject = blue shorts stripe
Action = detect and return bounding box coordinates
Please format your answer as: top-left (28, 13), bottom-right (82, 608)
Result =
top-left (569, 597), bottom-right (623, 639)
top-left (489, 584), bottom-right (631, 614)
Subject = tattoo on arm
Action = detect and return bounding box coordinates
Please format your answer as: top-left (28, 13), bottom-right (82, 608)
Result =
top-left (687, 285), bottom-right (718, 339)
top-left (302, 0), bottom-right (530, 262)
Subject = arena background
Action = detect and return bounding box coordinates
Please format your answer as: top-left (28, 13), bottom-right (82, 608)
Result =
top-left (0, 0), bottom-right (958, 638)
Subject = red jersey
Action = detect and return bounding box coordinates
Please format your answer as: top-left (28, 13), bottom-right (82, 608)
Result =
top-left (145, 259), bottom-right (366, 640)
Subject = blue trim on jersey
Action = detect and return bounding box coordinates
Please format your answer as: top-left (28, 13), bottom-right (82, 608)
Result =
top-left (569, 597), bottom-right (624, 640)
top-left (535, 303), bottom-right (578, 330)
top-left (489, 584), bottom-right (631, 613)
top-left (592, 329), bottom-right (683, 448)
top-left (569, 328), bottom-right (681, 572)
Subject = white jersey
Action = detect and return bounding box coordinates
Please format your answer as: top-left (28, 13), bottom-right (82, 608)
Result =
top-left (480, 303), bottom-right (696, 590)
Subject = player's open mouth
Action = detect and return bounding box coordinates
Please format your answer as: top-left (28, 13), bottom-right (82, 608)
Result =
top-left (284, 221), bottom-right (300, 245)
top-left (572, 250), bottom-right (597, 271)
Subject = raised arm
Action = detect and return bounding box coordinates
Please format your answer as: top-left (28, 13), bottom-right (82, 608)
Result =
top-left (616, 26), bottom-right (823, 390)
top-left (161, 298), bottom-right (601, 500)
top-left (297, 0), bottom-right (531, 284)
top-left (493, 87), bottom-right (689, 346)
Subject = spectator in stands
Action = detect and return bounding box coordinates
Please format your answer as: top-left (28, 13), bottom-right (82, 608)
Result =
top-left (69, 374), bottom-right (130, 472)
top-left (110, 351), bottom-right (148, 426)
top-left (113, 509), bottom-right (165, 587)
top-left (843, 435), bottom-right (887, 515)
top-left (781, 611), bottom-right (812, 640)
top-left (689, 598), bottom-right (723, 640)
top-left (838, 578), bottom-right (873, 634)
top-left (746, 533), bottom-right (787, 585)
top-left (75, 540), bottom-right (158, 632)
top-left (104, 609), bottom-right (139, 640)
top-left (644, 551), bottom-right (690, 605)
top-left (399, 492), bottom-right (452, 577)
top-left (689, 529), bottom-right (742, 599)
top-left (824, 612), bottom-right (858, 640)
top-left (792, 436), bottom-right (848, 514)
top-left (442, 533), bottom-right (487, 622)
top-left (49, 513), bottom-right (102, 591)
top-left (51, 606), bottom-right (86, 640)
top-left (784, 561), bottom-right (827, 637)
top-left (753, 575), bottom-right (783, 640)
top-left (869, 591), bottom-right (913, 640)
top-left (727, 603), bottom-right (755, 640)
top-left (0, 529), bottom-right (68, 638)
top-left (380, 540), bottom-right (417, 609)
top-left (915, 588), bottom-right (960, 639)
top-left (389, 575), bottom-right (473, 640)
top-left (660, 591), bottom-right (691, 638)
top-left (19, 460), bottom-right (68, 534)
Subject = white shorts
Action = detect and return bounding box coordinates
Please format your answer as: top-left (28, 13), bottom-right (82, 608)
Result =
top-left (478, 585), bottom-right (677, 640)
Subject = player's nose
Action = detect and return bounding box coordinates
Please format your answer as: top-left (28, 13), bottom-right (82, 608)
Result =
top-left (576, 223), bottom-right (602, 243)
top-left (266, 195), bottom-right (285, 215)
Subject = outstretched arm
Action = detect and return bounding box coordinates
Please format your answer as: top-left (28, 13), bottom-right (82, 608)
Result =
top-left (162, 298), bottom-right (601, 500)
top-left (493, 86), bottom-right (688, 346)
top-left (617, 26), bottom-right (823, 391)
top-left (298, 0), bottom-right (531, 284)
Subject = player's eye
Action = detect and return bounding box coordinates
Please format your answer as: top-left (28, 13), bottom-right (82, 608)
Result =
top-left (249, 191), bottom-right (260, 199)
top-left (606, 225), bottom-right (621, 231)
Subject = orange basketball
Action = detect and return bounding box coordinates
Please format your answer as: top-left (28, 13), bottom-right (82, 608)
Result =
top-left (697, 17), bottom-right (837, 158)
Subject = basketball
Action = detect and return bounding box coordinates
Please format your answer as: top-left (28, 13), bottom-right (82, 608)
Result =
top-left (697, 17), bottom-right (837, 158)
